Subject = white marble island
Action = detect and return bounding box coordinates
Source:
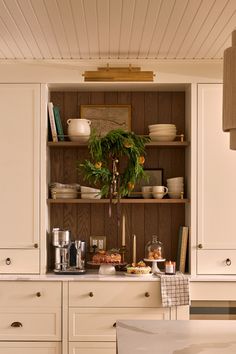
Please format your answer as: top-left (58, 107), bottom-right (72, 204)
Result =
top-left (116, 320), bottom-right (236, 353)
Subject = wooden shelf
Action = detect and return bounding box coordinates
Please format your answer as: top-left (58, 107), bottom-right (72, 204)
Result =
top-left (47, 141), bottom-right (189, 148)
top-left (47, 198), bottom-right (189, 204)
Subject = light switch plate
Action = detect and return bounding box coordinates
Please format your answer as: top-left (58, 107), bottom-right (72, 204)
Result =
top-left (90, 236), bottom-right (106, 252)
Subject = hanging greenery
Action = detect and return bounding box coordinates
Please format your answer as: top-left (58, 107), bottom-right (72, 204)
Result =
top-left (79, 129), bottom-right (150, 198)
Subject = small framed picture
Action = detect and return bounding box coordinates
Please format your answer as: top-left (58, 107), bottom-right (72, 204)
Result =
top-left (80, 104), bottom-right (131, 136)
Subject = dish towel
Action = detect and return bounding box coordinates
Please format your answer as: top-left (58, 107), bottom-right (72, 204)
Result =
top-left (157, 273), bottom-right (190, 307)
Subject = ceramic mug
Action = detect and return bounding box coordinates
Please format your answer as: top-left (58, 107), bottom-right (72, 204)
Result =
top-left (152, 186), bottom-right (168, 199)
top-left (141, 186), bottom-right (153, 199)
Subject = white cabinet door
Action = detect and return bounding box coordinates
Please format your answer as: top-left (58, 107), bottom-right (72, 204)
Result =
top-left (197, 84), bottom-right (236, 273)
top-left (0, 84), bottom-right (40, 271)
top-left (0, 342), bottom-right (61, 354)
top-left (69, 342), bottom-right (115, 354)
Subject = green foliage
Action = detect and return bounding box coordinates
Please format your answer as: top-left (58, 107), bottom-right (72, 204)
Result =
top-left (79, 129), bottom-right (150, 198)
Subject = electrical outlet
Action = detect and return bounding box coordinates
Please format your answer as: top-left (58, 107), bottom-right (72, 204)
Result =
top-left (90, 236), bottom-right (106, 252)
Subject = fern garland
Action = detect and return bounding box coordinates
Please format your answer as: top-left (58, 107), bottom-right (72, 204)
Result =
top-left (79, 129), bottom-right (150, 198)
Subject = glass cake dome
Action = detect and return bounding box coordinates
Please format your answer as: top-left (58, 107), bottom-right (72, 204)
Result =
top-left (145, 235), bottom-right (165, 261)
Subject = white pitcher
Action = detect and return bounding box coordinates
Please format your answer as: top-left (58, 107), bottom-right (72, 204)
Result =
top-left (67, 118), bottom-right (91, 142)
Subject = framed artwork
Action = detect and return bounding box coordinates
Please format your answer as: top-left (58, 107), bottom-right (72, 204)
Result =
top-left (80, 104), bottom-right (131, 136)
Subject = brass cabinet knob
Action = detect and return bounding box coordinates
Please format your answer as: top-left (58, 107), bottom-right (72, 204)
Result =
top-left (34, 243), bottom-right (38, 248)
top-left (226, 258), bottom-right (232, 266)
top-left (36, 292), bottom-right (41, 297)
top-left (89, 292), bottom-right (94, 297)
top-left (113, 322), bottom-right (116, 328)
top-left (11, 321), bottom-right (23, 328)
top-left (198, 244), bottom-right (203, 249)
top-left (5, 258), bottom-right (11, 265)
top-left (145, 292), bottom-right (150, 297)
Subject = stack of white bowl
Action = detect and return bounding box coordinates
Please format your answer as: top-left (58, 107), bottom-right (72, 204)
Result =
top-left (148, 124), bottom-right (177, 142)
top-left (50, 183), bottom-right (80, 199)
top-left (167, 177), bottom-right (184, 199)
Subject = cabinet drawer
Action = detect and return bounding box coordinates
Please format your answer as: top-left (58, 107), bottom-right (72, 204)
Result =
top-left (69, 281), bottom-right (161, 307)
top-left (69, 342), bottom-right (116, 354)
top-left (0, 342), bottom-right (61, 354)
top-left (69, 307), bottom-right (170, 341)
top-left (0, 250), bottom-right (39, 274)
top-left (197, 250), bottom-right (236, 274)
top-left (0, 282), bottom-right (61, 307)
top-left (0, 308), bottom-right (61, 341)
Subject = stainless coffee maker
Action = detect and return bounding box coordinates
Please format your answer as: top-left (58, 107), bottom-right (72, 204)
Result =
top-left (52, 228), bottom-right (70, 272)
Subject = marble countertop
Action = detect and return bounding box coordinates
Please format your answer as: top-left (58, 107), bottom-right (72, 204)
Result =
top-left (116, 320), bottom-right (236, 353)
top-left (0, 271), bottom-right (161, 281)
top-left (0, 271), bottom-right (235, 282)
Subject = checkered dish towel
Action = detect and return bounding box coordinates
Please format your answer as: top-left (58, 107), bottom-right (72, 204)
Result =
top-left (158, 273), bottom-right (190, 307)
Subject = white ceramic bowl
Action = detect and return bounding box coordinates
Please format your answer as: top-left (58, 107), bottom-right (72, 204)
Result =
top-left (148, 124), bottom-right (176, 129)
top-left (149, 130), bottom-right (176, 136)
top-left (149, 134), bottom-right (176, 142)
top-left (167, 177), bottom-right (184, 182)
top-left (168, 192), bottom-right (183, 199)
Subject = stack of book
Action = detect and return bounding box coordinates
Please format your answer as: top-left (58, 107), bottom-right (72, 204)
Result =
top-left (48, 102), bottom-right (64, 142)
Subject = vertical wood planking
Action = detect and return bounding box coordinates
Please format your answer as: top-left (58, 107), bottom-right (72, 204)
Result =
top-left (131, 204), bottom-right (145, 262)
top-left (131, 92), bottom-right (145, 134)
top-left (49, 91), bottom-right (186, 265)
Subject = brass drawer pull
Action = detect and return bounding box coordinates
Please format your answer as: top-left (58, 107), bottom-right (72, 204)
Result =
top-left (36, 292), bottom-right (41, 297)
top-left (198, 244), bottom-right (203, 249)
top-left (113, 322), bottom-right (116, 328)
top-left (226, 258), bottom-right (232, 266)
top-left (145, 292), bottom-right (150, 297)
top-left (89, 292), bottom-right (94, 297)
top-left (34, 243), bottom-right (38, 248)
top-left (11, 321), bottom-right (23, 328)
top-left (5, 258), bottom-right (11, 265)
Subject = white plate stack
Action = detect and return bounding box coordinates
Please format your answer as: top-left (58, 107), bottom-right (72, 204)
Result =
top-left (167, 177), bottom-right (184, 199)
top-left (80, 186), bottom-right (101, 199)
top-left (148, 124), bottom-right (177, 142)
top-left (50, 183), bottom-right (80, 199)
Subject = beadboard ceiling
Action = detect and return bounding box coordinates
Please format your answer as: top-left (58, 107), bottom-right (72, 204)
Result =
top-left (0, 0), bottom-right (235, 60)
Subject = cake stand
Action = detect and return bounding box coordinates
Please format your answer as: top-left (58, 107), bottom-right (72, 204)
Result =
top-left (143, 258), bottom-right (166, 274)
top-left (87, 262), bottom-right (126, 275)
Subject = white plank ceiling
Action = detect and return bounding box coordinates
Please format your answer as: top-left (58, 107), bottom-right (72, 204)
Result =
top-left (0, 0), bottom-right (235, 60)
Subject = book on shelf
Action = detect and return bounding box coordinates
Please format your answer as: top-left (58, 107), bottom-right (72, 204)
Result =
top-left (53, 105), bottom-right (65, 141)
top-left (48, 102), bottom-right (58, 142)
top-left (176, 226), bottom-right (189, 273)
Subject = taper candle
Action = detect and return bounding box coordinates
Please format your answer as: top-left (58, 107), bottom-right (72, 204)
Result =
top-left (122, 214), bottom-right (126, 246)
top-left (133, 234), bottom-right (136, 264)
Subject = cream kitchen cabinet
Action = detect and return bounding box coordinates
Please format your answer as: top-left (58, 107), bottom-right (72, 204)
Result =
top-left (0, 281), bottom-right (61, 353)
top-left (0, 84), bottom-right (40, 274)
top-left (197, 84), bottom-right (236, 274)
top-left (68, 281), bottom-right (188, 354)
top-left (0, 342), bottom-right (61, 354)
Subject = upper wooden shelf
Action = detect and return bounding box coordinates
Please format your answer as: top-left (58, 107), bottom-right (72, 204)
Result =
top-left (47, 198), bottom-right (189, 204)
top-left (47, 141), bottom-right (189, 148)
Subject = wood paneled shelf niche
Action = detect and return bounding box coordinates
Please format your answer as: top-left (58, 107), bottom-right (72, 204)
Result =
top-left (47, 198), bottom-right (189, 204)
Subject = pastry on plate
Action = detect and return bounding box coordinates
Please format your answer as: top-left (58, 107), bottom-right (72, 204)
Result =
top-left (126, 261), bottom-right (151, 275)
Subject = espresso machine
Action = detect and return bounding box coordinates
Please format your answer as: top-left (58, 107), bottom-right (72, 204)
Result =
top-left (52, 228), bottom-right (86, 274)
top-left (52, 228), bottom-right (70, 272)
